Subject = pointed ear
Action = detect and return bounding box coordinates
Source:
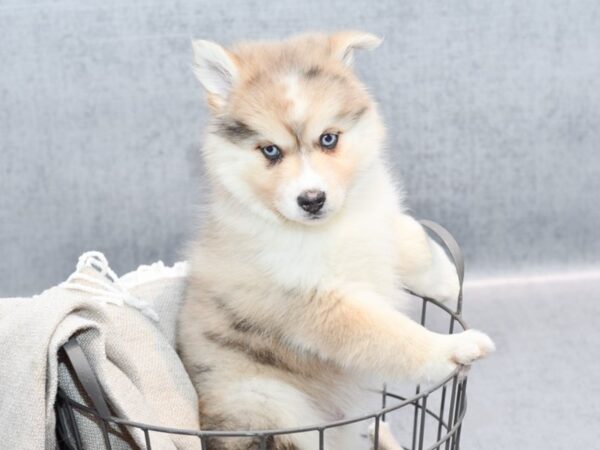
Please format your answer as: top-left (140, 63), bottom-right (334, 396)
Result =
top-left (192, 39), bottom-right (239, 105)
top-left (330, 31), bottom-right (383, 66)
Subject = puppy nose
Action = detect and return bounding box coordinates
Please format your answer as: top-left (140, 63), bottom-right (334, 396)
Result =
top-left (297, 190), bottom-right (326, 214)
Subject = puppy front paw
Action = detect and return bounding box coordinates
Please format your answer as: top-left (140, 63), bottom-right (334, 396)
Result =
top-left (403, 240), bottom-right (460, 306)
top-left (448, 329), bottom-right (495, 364)
top-left (427, 259), bottom-right (460, 305)
top-left (420, 330), bottom-right (495, 384)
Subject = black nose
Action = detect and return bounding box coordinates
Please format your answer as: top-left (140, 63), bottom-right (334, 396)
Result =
top-left (297, 190), bottom-right (326, 214)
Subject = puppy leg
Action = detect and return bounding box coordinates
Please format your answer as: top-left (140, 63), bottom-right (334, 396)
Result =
top-left (199, 376), bottom-right (331, 449)
top-left (368, 421), bottom-right (405, 450)
top-left (394, 214), bottom-right (460, 305)
top-left (285, 289), bottom-right (494, 384)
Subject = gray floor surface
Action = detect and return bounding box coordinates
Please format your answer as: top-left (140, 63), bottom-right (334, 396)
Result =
top-left (456, 275), bottom-right (600, 449)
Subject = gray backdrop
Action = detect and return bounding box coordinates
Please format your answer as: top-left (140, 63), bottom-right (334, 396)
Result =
top-left (2, 0), bottom-right (599, 296)
top-left (1, 2), bottom-right (600, 448)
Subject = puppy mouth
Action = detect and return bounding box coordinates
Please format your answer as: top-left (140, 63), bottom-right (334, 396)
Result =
top-left (301, 208), bottom-right (334, 224)
top-left (276, 208), bottom-right (331, 225)
top-left (307, 211), bottom-right (326, 221)
top-left (272, 200), bottom-right (336, 225)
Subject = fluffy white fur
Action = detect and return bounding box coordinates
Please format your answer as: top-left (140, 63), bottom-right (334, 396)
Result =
top-left (178, 31), bottom-right (494, 450)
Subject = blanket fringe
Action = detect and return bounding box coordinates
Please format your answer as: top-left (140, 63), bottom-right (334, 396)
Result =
top-left (59, 251), bottom-right (160, 322)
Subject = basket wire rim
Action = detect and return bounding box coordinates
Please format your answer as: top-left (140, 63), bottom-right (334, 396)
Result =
top-left (58, 295), bottom-right (468, 439)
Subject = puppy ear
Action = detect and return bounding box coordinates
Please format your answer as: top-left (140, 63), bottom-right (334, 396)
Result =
top-left (330, 31), bottom-right (383, 66)
top-left (192, 39), bottom-right (239, 107)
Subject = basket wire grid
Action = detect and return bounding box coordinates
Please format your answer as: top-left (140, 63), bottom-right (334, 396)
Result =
top-left (55, 221), bottom-right (470, 450)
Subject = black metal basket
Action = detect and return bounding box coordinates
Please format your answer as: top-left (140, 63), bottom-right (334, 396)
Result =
top-left (55, 221), bottom-right (470, 450)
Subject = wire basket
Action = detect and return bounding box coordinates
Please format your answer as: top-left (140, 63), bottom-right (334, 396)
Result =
top-left (55, 221), bottom-right (471, 450)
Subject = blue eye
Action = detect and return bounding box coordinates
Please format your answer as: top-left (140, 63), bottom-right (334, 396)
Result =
top-left (261, 144), bottom-right (282, 162)
top-left (319, 133), bottom-right (338, 150)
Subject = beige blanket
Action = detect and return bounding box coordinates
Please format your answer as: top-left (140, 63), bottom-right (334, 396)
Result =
top-left (0, 252), bottom-right (201, 450)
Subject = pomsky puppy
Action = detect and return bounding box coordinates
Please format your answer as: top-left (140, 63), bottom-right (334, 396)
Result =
top-left (178, 31), bottom-right (494, 450)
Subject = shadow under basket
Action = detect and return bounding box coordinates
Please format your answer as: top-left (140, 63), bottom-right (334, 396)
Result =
top-left (55, 221), bottom-right (471, 450)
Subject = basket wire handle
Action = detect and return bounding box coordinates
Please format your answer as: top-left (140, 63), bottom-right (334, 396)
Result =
top-left (419, 219), bottom-right (465, 314)
top-left (62, 336), bottom-right (112, 420)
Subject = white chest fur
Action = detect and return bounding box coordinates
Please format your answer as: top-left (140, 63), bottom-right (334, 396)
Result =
top-left (211, 161), bottom-right (404, 301)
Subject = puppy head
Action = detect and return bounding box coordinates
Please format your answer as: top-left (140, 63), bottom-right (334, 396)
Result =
top-left (193, 31), bottom-right (385, 225)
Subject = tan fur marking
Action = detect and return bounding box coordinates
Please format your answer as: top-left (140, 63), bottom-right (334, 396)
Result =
top-left (180, 31), bottom-right (492, 449)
